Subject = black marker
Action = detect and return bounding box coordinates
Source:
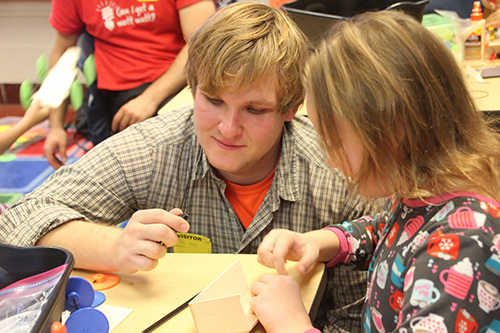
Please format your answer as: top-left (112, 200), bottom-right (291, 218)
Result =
top-left (140, 292), bottom-right (199, 333)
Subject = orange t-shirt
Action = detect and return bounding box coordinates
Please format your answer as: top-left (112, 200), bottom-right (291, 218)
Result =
top-left (222, 166), bottom-right (277, 230)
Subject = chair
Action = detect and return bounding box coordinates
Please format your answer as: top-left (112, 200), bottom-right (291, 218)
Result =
top-left (386, 0), bottom-right (431, 20)
top-left (282, 0), bottom-right (430, 44)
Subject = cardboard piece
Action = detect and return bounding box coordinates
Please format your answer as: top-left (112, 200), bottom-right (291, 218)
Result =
top-left (33, 47), bottom-right (81, 108)
top-left (189, 260), bottom-right (258, 333)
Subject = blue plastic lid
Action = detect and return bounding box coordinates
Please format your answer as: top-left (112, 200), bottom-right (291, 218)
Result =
top-left (65, 307), bottom-right (109, 333)
top-left (65, 277), bottom-right (94, 312)
top-left (92, 291), bottom-right (106, 308)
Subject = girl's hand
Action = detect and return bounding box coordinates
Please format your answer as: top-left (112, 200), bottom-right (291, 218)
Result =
top-left (250, 274), bottom-right (313, 333)
top-left (256, 229), bottom-right (321, 276)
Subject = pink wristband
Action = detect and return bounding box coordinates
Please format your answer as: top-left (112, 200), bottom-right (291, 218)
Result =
top-left (322, 227), bottom-right (349, 268)
top-left (304, 329), bottom-right (321, 333)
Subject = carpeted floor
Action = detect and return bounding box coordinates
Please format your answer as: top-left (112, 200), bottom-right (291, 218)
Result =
top-left (0, 121), bottom-right (91, 204)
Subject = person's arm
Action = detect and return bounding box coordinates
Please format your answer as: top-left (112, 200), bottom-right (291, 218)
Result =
top-left (482, 0), bottom-right (500, 27)
top-left (482, 0), bottom-right (500, 10)
top-left (486, 8), bottom-right (500, 27)
top-left (111, 0), bottom-right (215, 132)
top-left (43, 32), bottom-right (79, 169)
top-left (1, 118), bottom-right (184, 273)
top-left (0, 100), bottom-right (50, 155)
top-left (257, 206), bottom-right (390, 274)
top-left (36, 209), bottom-right (189, 273)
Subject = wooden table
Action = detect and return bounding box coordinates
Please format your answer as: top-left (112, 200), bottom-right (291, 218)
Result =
top-left (468, 73), bottom-right (500, 112)
top-left (71, 254), bottom-right (326, 333)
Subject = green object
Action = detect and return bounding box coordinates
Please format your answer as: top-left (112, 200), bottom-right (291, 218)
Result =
top-left (0, 154), bottom-right (17, 162)
top-left (0, 193), bottom-right (22, 204)
top-left (36, 53), bottom-right (49, 83)
top-left (422, 13), bottom-right (457, 50)
top-left (19, 79), bottom-right (34, 110)
top-left (83, 54), bottom-right (96, 87)
top-left (70, 80), bottom-right (84, 111)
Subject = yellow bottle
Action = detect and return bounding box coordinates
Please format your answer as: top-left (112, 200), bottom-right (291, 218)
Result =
top-left (462, 1), bottom-right (486, 66)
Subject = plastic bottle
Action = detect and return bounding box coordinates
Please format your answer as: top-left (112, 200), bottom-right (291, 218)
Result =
top-left (461, 1), bottom-right (486, 66)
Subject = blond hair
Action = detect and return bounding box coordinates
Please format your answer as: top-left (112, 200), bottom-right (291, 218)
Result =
top-left (305, 10), bottom-right (500, 201)
top-left (185, 2), bottom-right (308, 113)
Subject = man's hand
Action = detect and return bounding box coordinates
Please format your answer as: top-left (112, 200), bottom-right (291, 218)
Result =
top-left (43, 126), bottom-right (68, 169)
top-left (113, 209), bottom-right (190, 274)
top-left (256, 229), bottom-right (321, 276)
top-left (111, 94), bottom-right (158, 133)
top-left (250, 274), bottom-right (313, 333)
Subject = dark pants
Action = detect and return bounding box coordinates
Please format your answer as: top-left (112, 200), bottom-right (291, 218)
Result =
top-left (85, 81), bottom-right (175, 145)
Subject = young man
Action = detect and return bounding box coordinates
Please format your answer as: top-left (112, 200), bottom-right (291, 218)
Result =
top-left (0, 3), bottom-right (382, 332)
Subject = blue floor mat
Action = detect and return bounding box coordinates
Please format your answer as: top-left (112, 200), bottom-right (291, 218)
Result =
top-left (0, 157), bottom-right (77, 193)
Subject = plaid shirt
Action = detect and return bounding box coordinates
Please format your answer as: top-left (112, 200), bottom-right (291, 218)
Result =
top-left (0, 105), bottom-right (382, 332)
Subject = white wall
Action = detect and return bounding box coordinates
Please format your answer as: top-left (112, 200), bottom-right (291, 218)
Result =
top-left (0, 1), bottom-right (55, 83)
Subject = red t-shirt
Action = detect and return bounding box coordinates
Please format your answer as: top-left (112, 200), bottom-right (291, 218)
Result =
top-left (50, 0), bottom-right (201, 90)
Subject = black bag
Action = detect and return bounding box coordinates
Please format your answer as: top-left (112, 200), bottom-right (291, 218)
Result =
top-left (0, 244), bottom-right (74, 333)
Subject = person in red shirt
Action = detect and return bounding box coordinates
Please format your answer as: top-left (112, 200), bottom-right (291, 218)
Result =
top-left (45, 0), bottom-right (215, 169)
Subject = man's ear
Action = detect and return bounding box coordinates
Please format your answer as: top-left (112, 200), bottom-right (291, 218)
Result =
top-left (284, 105), bottom-right (299, 122)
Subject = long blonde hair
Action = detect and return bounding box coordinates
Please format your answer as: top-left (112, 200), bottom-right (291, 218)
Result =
top-left (185, 2), bottom-right (308, 114)
top-left (305, 10), bottom-right (500, 201)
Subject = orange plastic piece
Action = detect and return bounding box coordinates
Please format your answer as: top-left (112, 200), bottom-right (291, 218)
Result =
top-left (51, 322), bottom-right (67, 333)
top-left (471, 1), bottom-right (483, 21)
top-left (84, 272), bottom-right (120, 291)
top-left (269, 0), bottom-right (293, 8)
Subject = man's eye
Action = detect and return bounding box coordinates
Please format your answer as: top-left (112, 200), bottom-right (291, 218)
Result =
top-left (248, 107), bottom-right (263, 114)
top-left (208, 97), bottom-right (223, 104)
